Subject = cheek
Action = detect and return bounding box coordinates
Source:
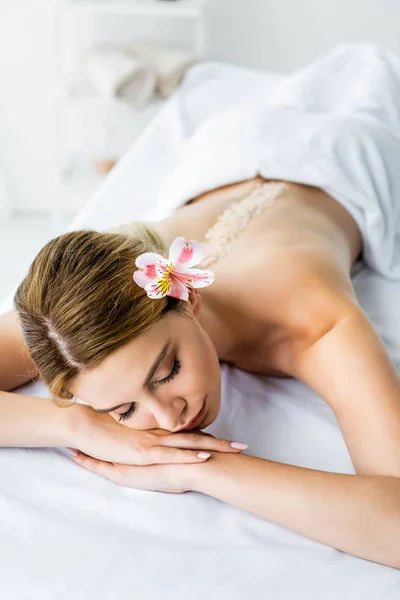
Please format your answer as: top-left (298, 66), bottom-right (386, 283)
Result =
top-left (184, 341), bottom-right (220, 393)
top-left (202, 335), bottom-right (221, 385)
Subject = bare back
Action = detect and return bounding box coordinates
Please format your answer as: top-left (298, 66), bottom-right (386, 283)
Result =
top-left (155, 177), bottom-right (364, 377)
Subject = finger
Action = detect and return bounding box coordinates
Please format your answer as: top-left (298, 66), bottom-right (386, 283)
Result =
top-left (157, 432), bottom-right (248, 453)
top-left (70, 451), bottom-right (121, 482)
top-left (70, 451), bottom-right (156, 489)
top-left (147, 445), bottom-right (213, 465)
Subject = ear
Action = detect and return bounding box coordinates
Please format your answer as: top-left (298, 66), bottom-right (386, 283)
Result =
top-left (188, 289), bottom-right (202, 315)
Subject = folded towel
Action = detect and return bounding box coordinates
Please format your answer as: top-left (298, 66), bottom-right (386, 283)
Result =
top-left (128, 43), bottom-right (196, 98)
top-left (82, 44), bottom-right (157, 108)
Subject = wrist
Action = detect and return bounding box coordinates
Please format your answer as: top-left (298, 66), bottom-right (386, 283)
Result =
top-left (59, 401), bottom-right (95, 448)
top-left (187, 451), bottom-right (234, 493)
top-left (0, 391), bottom-right (96, 449)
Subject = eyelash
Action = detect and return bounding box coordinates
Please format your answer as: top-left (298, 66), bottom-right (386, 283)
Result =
top-left (117, 358), bottom-right (181, 422)
top-left (158, 357), bottom-right (181, 385)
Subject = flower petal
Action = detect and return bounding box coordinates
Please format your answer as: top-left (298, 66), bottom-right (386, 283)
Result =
top-left (182, 268), bottom-right (215, 289)
top-left (168, 237), bottom-right (203, 269)
top-left (169, 276), bottom-right (189, 301)
top-left (134, 252), bottom-right (167, 286)
top-left (135, 252), bottom-right (166, 270)
top-left (145, 276), bottom-right (171, 299)
top-left (155, 261), bottom-right (172, 279)
top-left (133, 269), bottom-right (154, 288)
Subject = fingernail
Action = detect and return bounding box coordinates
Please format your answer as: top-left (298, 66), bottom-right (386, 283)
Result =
top-left (197, 452), bottom-right (211, 459)
top-left (230, 442), bottom-right (248, 450)
top-left (69, 449), bottom-right (78, 457)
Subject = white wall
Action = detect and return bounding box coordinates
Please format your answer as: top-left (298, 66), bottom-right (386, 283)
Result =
top-left (2, 0), bottom-right (400, 213)
top-left (207, 0), bottom-right (400, 72)
top-left (0, 5), bottom-right (55, 214)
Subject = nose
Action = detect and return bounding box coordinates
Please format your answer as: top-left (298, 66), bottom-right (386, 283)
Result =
top-left (150, 395), bottom-right (188, 431)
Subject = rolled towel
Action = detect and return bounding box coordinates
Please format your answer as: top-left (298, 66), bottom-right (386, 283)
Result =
top-left (127, 43), bottom-right (196, 98)
top-left (82, 44), bottom-right (157, 108)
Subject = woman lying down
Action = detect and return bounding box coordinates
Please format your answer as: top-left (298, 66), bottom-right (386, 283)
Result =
top-left (2, 43), bottom-right (400, 568)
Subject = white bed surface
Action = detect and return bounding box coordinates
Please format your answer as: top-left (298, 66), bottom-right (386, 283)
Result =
top-left (1, 60), bottom-right (400, 599)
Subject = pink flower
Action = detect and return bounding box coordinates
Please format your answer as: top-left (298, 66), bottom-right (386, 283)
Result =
top-left (133, 237), bottom-right (215, 301)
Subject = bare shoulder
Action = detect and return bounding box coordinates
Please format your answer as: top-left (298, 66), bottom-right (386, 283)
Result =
top-left (220, 246), bottom-right (361, 377)
top-left (0, 310), bottom-right (39, 392)
top-left (255, 246), bottom-right (360, 348)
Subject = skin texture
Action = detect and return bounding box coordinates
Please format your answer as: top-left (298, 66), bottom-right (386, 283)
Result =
top-left (68, 176), bottom-right (400, 567)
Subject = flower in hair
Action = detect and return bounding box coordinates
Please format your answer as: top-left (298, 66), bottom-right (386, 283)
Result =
top-left (133, 237), bottom-right (215, 301)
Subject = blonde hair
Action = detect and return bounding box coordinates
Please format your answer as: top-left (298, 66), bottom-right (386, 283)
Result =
top-left (13, 223), bottom-right (182, 401)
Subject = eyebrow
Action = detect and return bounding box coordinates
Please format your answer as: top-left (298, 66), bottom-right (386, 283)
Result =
top-left (94, 338), bottom-right (172, 414)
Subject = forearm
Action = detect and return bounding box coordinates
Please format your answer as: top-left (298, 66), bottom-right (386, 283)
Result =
top-left (0, 390), bottom-right (88, 448)
top-left (190, 452), bottom-right (400, 568)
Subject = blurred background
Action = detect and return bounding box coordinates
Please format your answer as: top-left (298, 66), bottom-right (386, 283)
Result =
top-left (1, 0), bottom-right (400, 304)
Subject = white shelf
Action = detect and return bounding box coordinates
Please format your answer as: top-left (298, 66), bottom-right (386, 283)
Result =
top-left (57, 0), bottom-right (206, 18)
top-left (51, 0), bottom-right (206, 218)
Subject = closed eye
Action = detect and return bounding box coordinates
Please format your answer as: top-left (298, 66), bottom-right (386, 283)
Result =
top-left (117, 357), bottom-right (181, 422)
top-left (117, 403), bottom-right (135, 422)
top-left (156, 357), bottom-right (181, 385)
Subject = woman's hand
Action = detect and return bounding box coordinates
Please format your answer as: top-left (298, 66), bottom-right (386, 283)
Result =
top-left (69, 448), bottom-right (211, 494)
top-left (69, 405), bottom-right (247, 466)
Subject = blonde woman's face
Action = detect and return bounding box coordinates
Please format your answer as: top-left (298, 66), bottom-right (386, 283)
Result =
top-left (70, 305), bottom-right (221, 432)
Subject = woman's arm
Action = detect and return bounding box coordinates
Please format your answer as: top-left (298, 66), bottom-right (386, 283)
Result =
top-left (189, 452), bottom-right (400, 569)
top-left (0, 390), bottom-right (87, 448)
top-left (292, 306), bottom-right (400, 477)
top-left (68, 430), bottom-right (400, 568)
top-left (0, 390), bottom-right (244, 465)
top-left (0, 310), bottom-right (39, 392)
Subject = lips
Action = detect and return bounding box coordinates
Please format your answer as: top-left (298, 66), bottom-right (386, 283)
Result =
top-left (181, 397), bottom-right (206, 431)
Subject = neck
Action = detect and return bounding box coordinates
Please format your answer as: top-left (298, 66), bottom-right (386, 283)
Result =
top-left (196, 292), bottom-right (238, 361)
top-left (150, 220), bottom-right (176, 252)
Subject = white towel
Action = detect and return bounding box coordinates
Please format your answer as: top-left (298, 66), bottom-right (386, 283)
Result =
top-left (157, 43), bottom-right (400, 280)
top-left (128, 43), bottom-right (196, 98)
top-left (82, 44), bottom-right (157, 108)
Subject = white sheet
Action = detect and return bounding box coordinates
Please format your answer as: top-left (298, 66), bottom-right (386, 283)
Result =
top-left (1, 50), bottom-right (400, 599)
